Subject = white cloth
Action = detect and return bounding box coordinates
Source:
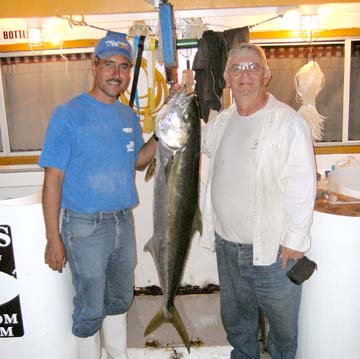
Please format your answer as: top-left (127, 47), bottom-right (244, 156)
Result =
top-left (201, 94), bottom-right (317, 265)
top-left (212, 111), bottom-right (263, 244)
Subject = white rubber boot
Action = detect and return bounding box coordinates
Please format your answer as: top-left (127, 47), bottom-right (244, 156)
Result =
top-left (102, 313), bottom-right (129, 359)
top-left (76, 331), bottom-right (102, 359)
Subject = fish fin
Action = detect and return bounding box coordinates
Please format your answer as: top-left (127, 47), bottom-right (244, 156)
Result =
top-left (169, 304), bottom-right (191, 353)
top-left (144, 304), bottom-right (191, 353)
top-left (145, 158), bottom-right (156, 182)
top-left (144, 306), bottom-right (164, 337)
top-left (144, 238), bottom-right (155, 257)
top-left (164, 156), bottom-right (173, 183)
top-left (164, 151), bottom-right (181, 183)
top-left (192, 207), bottom-right (203, 236)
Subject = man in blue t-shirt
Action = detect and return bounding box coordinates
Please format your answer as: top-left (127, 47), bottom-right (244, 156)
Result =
top-left (39, 31), bottom-right (157, 359)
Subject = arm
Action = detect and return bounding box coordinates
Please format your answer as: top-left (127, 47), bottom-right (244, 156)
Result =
top-left (42, 167), bottom-right (67, 273)
top-left (280, 117), bottom-right (317, 268)
top-left (135, 135), bottom-right (157, 171)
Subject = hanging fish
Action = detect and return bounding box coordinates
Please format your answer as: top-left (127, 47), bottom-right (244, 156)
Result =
top-left (144, 90), bottom-right (202, 352)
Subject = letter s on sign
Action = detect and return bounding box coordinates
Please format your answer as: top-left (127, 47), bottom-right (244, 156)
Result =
top-left (0, 226), bottom-right (11, 247)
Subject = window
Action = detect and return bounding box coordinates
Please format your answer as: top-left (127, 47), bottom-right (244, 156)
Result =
top-left (349, 40), bottom-right (360, 140)
top-left (0, 52), bottom-right (93, 155)
top-left (263, 43), bottom-right (346, 143)
top-left (0, 38), bottom-right (359, 161)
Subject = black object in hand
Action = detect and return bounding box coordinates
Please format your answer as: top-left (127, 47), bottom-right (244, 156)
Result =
top-left (287, 256), bottom-right (317, 285)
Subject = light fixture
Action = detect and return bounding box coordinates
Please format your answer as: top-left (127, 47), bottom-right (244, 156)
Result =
top-left (26, 18), bottom-right (43, 52)
top-left (28, 27), bottom-right (42, 44)
top-left (42, 17), bottom-right (66, 47)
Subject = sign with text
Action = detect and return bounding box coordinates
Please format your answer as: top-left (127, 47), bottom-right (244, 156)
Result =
top-left (2, 30), bottom-right (28, 40)
top-left (0, 225), bottom-right (24, 337)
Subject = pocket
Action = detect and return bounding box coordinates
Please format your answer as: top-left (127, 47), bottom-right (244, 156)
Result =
top-left (124, 209), bottom-right (135, 227)
top-left (67, 213), bottom-right (96, 238)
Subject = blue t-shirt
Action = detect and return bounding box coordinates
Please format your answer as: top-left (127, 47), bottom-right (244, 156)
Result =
top-left (39, 93), bottom-right (144, 213)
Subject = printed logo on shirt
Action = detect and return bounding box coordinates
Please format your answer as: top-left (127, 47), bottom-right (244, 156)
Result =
top-left (0, 225), bottom-right (25, 337)
top-left (123, 128), bottom-right (133, 134)
top-left (127, 141), bottom-right (135, 152)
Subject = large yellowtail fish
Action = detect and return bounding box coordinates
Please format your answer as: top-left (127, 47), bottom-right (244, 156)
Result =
top-left (144, 90), bottom-right (202, 352)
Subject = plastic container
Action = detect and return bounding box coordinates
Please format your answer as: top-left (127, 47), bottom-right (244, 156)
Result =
top-left (298, 210), bottom-right (360, 359)
top-left (327, 157), bottom-right (360, 199)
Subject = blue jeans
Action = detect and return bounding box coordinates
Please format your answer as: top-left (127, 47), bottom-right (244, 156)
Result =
top-left (61, 208), bottom-right (136, 337)
top-left (215, 234), bottom-right (301, 359)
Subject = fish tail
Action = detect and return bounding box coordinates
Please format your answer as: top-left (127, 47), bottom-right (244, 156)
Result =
top-left (169, 304), bottom-right (191, 353)
top-left (144, 304), bottom-right (191, 353)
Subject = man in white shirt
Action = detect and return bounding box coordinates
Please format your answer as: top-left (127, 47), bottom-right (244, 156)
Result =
top-left (201, 43), bottom-right (316, 359)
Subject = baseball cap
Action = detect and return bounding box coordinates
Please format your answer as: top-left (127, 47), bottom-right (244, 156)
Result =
top-left (94, 31), bottom-right (133, 63)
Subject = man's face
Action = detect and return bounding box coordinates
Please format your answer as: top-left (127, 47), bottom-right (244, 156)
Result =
top-left (92, 54), bottom-right (132, 103)
top-left (225, 50), bottom-right (270, 102)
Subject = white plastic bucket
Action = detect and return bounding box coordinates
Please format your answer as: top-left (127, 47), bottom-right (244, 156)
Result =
top-left (297, 210), bottom-right (360, 359)
top-left (327, 159), bottom-right (360, 199)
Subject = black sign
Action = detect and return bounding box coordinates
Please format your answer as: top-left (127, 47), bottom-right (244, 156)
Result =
top-left (0, 225), bottom-right (24, 337)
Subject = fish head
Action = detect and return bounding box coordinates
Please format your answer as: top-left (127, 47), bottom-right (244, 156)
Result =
top-left (156, 91), bottom-right (195, 150)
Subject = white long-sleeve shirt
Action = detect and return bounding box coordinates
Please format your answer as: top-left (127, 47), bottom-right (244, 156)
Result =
top-left (201, 94), bottom-right (317, 265)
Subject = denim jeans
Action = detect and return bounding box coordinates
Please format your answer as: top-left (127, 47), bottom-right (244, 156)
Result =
top-left (61, 208), bottom-right (136, 337)
top-left (215, 234), bottom-right (301, 359)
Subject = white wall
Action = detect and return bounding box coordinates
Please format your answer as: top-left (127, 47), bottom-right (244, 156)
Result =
top-left (0, 166), bottom-right (43, 199)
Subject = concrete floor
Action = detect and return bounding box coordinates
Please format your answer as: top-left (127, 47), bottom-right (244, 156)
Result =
top-left (128, 292), bottom-right (226, 348)
top-left (126, 291), bottom-right (272, 358)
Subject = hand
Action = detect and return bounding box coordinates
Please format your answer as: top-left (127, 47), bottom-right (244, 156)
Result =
top-left (44, 238), bottom-right (67, 273)
top-left (280, 246), bottom-right (304, 269)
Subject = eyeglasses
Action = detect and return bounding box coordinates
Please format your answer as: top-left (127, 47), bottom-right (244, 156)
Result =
top-left (228, 62), bottom-right (263, 77)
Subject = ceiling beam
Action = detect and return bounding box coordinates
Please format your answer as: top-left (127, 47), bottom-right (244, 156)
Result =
top-left (1, 0), bottom-right (359, 18)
